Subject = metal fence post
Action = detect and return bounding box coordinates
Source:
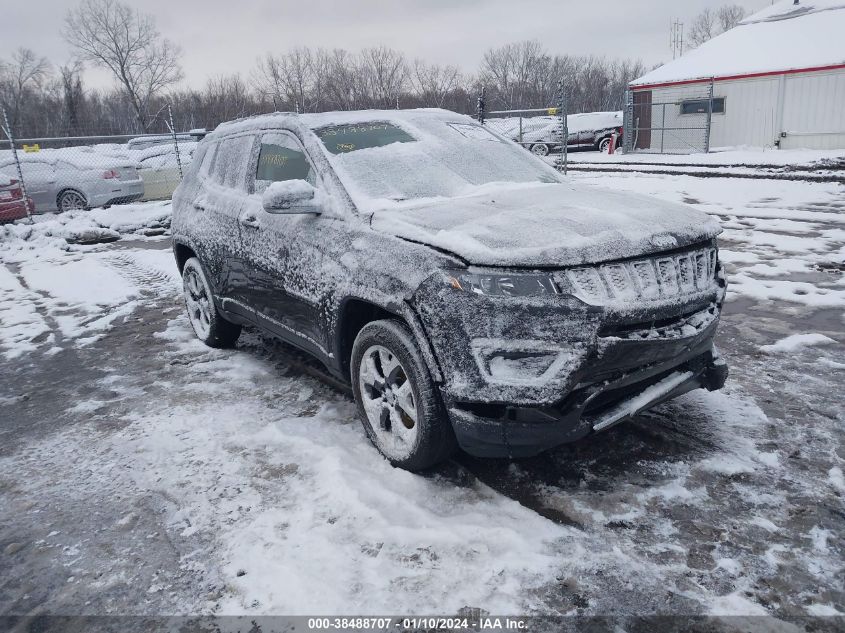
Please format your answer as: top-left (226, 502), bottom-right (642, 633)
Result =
top-left (0, 105), bottom-right (32, 222)
top-left (477, 86), bottom-right (486, 125)
top-left (166, 104), bottom-right (184, 180)
top-left (623, 89), bottom-right (633, 153)
top-left (704, 79), bottom-right (714, 153)
top-left (556, 81), bottom-right (568, 174)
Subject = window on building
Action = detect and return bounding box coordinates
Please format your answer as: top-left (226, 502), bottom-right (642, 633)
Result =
top-left (680, 98), bottom-right (725, 115)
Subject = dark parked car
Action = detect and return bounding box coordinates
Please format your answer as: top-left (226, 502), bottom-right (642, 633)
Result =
top-left (0, 176), bottom-right (34, 223)
top-left (520, 111), bottom-right (624, 156)
top-left (172, 109), bottom-right (727, 471)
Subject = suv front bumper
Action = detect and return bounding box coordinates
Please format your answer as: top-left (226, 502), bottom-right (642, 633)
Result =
top-left (412, 262), bottom-right (728, 458)
top-left (447, 344), bottom-right (727, 458)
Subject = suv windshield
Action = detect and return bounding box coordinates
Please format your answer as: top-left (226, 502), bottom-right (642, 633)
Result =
top-left (314, 117), bottom-right (562, 207)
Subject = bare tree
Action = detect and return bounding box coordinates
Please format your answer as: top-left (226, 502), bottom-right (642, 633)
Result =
top-left (63, 0), bottom-right (183, 131)
top-left (480, 41), bottom-right (553, 110)
top-left (689, 4), bottom-right (746, 48)
top-left (718, 4), bottom-right (747, 32)
top-left (411, 60), bottom-right (461, 108)
top-left (59, 60), bottom-right (85, 133)
top-left (254, 47), bottom-right (317, 112)
top-left (688, 8), bottom-right (717, 48)
top-left (359, 46), bottom-right (407, 108)
top-left (0, 48), bottom-right (52, 127)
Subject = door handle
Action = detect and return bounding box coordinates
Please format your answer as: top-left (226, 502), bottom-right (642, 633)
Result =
top-left (193, 202), bottom-right (205, 211)
top-left (240, 214), bottom-right (260, 228)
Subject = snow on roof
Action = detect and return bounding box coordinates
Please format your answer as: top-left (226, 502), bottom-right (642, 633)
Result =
top-left (0, 147), bottom-right (138, 170)
top-left (208, 108), bottom-right (473, 140)
top-left (631, 0), bottom-right (845, 88)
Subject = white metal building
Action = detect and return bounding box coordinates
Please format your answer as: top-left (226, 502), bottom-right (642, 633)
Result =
top-left (628, 0), bottom-right (845, 151)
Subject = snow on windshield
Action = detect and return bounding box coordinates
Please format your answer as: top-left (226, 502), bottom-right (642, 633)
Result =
top-left (315, 117), bottom-right (562, 208)
top-left (316, 122), bottom-right (416, 154)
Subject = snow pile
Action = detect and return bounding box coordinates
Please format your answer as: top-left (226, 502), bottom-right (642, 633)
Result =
top-left (632, 0), bottom-right (845, 86)
top-left (0, 201), bottom-right (172, 262)
top-left (760, 333), bottom-right (837, 353)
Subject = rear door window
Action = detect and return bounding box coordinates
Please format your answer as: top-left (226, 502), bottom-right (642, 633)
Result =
top-left (198, 142), bottom-right (218, 178)
top-left (253, 132), bottom-right (316, 193)
top-left (212, 135), bottom-right (254, 190)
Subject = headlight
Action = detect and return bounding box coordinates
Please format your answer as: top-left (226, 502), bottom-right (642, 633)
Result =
top-left (445, 269), bottom-right (559, 297)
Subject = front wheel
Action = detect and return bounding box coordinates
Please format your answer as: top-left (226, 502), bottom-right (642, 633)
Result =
top-left (182, 257), bottom-right (241, 348)
top-left (351, 320), bottom-right (456, 471)
top-left (530, 143), bottom-right (550, 156)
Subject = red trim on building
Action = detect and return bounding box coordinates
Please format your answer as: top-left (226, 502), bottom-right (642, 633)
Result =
top-left (631, 63), bottom-right (845, 91)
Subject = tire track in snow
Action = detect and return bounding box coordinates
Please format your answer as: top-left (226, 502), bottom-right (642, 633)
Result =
top-left (104, 252), bottom-right (181, 299)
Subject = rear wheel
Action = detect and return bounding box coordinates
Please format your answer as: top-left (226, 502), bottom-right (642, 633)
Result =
top-left (351, 319), bottom-right (456, 471)
top-left (530, 143), bottom-right (550, 157)
top-left (598, 136), bottom-right (612, 153)
top-left (182, 257), bottom-right (241, 348)
top-left (58, 190), bottom-right (87, 212)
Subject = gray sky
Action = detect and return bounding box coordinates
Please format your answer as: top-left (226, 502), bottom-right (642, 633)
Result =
top-left (2, 0), bottom-right (771, 90)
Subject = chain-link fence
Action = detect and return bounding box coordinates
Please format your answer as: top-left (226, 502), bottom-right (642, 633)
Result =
top-left (483, 108), bottom-right (564, 158)
top-left (476, 83), bottom-right (571, 173)
top-left (623, 80), bottom-right (715, 154)
top-left (0, 104), bottom-right (203, 222)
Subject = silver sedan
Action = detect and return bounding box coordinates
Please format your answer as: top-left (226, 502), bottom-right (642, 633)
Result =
top-left (0, 152), bottom-right (143, 213)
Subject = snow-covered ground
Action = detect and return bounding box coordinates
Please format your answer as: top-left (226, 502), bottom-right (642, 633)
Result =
top-left (0, 172), bottom-right (843, 620)
top-left (567, 147), bottom-right (845, 168)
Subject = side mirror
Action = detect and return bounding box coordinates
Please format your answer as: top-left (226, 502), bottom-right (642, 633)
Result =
top-left (262, 180), bottom-right (320, 214)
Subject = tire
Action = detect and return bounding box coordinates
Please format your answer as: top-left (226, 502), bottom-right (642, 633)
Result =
top-left (598, 136), bottom-right (612, 153)
top-left (530, 143), bottom-right (550, 157)
top-left (182, 257), bottom-right (241, 348)
top-left (351, 319), bottom-right (457, 471)
top-left (58, 189), bottom-right (88, 212)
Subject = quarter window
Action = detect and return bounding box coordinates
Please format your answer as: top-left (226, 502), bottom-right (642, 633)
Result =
top-left (254, 133), bottom-right (316, 193)
top-left (680, 98), bottom-right (725, 115)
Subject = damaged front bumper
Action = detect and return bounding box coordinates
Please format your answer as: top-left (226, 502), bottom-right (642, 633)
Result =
top-left (448, 344), bottom-right (727, 458)
top-left (412, 247), bottom-right (729, 458)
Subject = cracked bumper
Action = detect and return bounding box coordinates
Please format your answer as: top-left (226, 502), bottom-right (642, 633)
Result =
top-left (412, 268), bottom-right (728, 459)
top-left (448, 345), bottom-right (727, 458)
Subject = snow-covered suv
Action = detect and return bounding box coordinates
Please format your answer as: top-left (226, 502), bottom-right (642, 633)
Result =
top-left (171, 109), bottom-right (728, 471)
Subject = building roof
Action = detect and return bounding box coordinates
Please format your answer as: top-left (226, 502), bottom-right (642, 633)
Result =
top-left (631, 0), bottom-right (845, 89)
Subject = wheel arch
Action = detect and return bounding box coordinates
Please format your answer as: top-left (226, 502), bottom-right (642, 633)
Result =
top-left (173, 240), bottom-right (197, 274)
top-left (335, 296), bottom-right (443, 383)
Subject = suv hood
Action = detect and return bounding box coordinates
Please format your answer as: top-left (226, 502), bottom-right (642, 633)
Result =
top-left (369, 182), bottom-right (721, 267)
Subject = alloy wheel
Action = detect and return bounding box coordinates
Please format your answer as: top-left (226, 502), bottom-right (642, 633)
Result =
top-left (184, 267), bottom-right (212, 339)
top-left (60, 191), bottom-right (86, 212)
top-left (357, 344), bottom-right (419, 460)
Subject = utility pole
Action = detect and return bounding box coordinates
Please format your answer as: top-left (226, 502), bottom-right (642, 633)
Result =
top-left (670, 19), bottom-right (685, 59)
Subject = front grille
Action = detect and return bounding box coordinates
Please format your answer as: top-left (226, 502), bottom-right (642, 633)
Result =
top-left (560, 245), bottom-right (718, 305)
